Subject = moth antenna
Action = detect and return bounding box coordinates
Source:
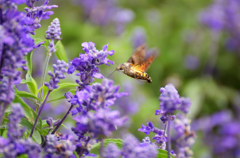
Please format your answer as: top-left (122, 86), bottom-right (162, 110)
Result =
top-left (114, 61), bottom-right (119, 65)
top-left (107, 70), bottom-right (116, 78)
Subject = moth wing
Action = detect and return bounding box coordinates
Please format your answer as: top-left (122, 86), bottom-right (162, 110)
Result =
top-left (132, 49), bottom-right (158, 72)
top-left (127, 43), bottom-right (147, 64)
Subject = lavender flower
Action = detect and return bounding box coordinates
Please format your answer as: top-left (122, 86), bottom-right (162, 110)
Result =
top-left (0, 78), bottom-right (14, 104)
top-left (70, 78), bottom-right (128, 114)
top-left (44, 134), bottom-right (76, 157)
top-left (131, 27), bottom-right (147, 49)
top-left (77, 0), bottom-right (134, 34)
top-left (44, 60), bottom-right (68, 91)
top-left (174, 114), bottom-right (195, 158)
top-left (199, 0), bottom-right (240, 51)
top-left (122, 134), bottom-right (158, 158)
top-left (68, 42), bottom-right (114, 88)
top-left (192, 111), bottom-right (239, 157)
top-left (25, 0), bottom-right (58, 32)
top-left (0, 104), bottom-right (42, 157)
top-left (46, 18), bottom-right (61, 41)
top-left (8, 104), bottom-right (25, 139)
top-left (103, 143), bottom-right (121, 158)
top-left (0, 0), bottom-right (35, 79)
top-left (45, 18), bottom-right (61, 55)
top-left (156, 84), bottom-right (191, 116)
top-left (72, 108), bottom-right (128, 139)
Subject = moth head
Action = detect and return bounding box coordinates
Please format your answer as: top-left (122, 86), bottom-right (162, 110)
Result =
top-left (116, 64), bottom-right (125, 72)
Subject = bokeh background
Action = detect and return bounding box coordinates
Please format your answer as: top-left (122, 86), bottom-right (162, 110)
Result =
top-left (19, 0), bottom-right (240, 157)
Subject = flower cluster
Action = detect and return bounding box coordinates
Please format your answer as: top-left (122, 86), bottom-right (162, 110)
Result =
top-left (46, 18), bottom-right (62, 54)
top-left (44, 60), bottom-right (68, 91)
top-left (139, 84), bottom-right (195, 157)
top-left (68, 42), bottom-right (114, 88)
top-left (103, 134), bottom-right (158, 158)
top-left (70, 79), bottom-right (128, 114)
top-left (192, 110), bottom-right (240, 157)
top-left (0, 104), bottom-right (42, 157)
top-left (0, 0), bottom-right (34, 81)
top-left (173, 114), bottom-right (196, 158)
top-left (25, 0), bottom-right (58, 33)
top-left (77, 0), bottom-right (134, 34)
top-left (72, 108), bottom-right (128, 139)
top-left (139, 122), bottom-right (167, 149)
top-left (44, 134), bottom-right (77, 157)
top-left (199, 0), bottom-right (240, 51)
top-left (155, 84), bottom-right (191, 118)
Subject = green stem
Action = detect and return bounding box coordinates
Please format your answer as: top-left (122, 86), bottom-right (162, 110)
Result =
top-left (30, 90), bottom-right (51, 137)
top-left (38, 51), bottom-right (52, 103)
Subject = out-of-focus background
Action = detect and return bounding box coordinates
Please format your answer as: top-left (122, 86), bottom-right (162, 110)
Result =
top-left (20, 0), bottom-right (240, 157)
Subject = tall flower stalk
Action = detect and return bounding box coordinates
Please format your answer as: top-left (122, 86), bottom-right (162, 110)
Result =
top-left (139, 84), bottom-right (195, 158)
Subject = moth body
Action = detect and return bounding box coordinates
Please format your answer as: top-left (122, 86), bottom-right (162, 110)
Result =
top-left (116, 63), bottom-right (152, 83)
top-left (115, 43), bottom-right (157, 83)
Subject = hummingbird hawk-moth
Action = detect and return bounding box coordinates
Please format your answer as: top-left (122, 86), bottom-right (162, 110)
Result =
top-left (116, 43), bottom-right (157, 83)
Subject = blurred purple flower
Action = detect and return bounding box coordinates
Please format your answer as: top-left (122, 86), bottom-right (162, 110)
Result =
top-left (173, 114), bottom-right (195, 158)
top-left (44, 134), bottom-right (76, 157)
top-left (72, 108), bottom-right (128, 139)
top-left (193, 110), bottom-right (240, 157)
top-left (104, 143), bottom-right (122, 158)
top-left (8, 104), bottom-right (25, 139)
top-left (131, 26), bottom-right (147, 49)
top-left (199, 0), bottom-right (240, 51)
top-left (77, 0), bottom-right (134, 34)
top-left (122, 134), bottom-right (158, 158)
top-left (184, 55), bottom-right (200, 70)
top-left (44, 60), bottom-right (68, 90)
top-left (0, 104), bottom-right (42, 157)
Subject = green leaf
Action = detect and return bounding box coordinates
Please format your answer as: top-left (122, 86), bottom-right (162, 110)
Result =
top-left (47, 89), bottom-right (75, 103)
top-left (157, 149), bottom-right (175, 158)
top-left (15, 89), bottom-right (40, 101)
top-left (55, 41), bottom-right (68, 62)
top-left (17, 154), bottom-right (28, 158)
top-left (26, 73), bottom-right (38, 96)
top-left (73, 151), bottom-right (80, 158)
top-left (26, 51), bottom-right (33, 74)
top-left (90, 139), bottom-right (123, 155)
top-left (21, 117), bottom-right (42, 144)
top-left (13, 95), bottom-right (42, 130)
top-left (50, 83), bottom-right (78, 96)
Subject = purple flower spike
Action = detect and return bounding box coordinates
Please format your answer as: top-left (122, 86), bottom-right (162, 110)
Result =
top-left (122, 134), bottom-right (158, 158)
top-left (72, 108), bottom-right (128, 138)
top-left (25, 0), bottom-right (58, 32)
top-left (159, 84), bottom-right (181, 114)
top-left (8, 104), bottom-right (25, 139)
top-left (44, 60), bottom-right (68, 91)
top-left (46, 18), bottom-right (61, 40)
top-left (71, 78), bottom-right (128, 114)
top-left (44, 134), bottom-right (76, 157)
top-left (104, 143), bottom-right (122, 158)
top-left (67, 42), bottom-right (114, 88)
